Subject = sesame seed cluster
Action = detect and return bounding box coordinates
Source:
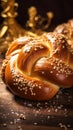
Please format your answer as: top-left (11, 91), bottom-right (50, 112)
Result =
top-left (51, 58), bottom-right (73, 78)
top-left (11, 68), bottom-right (42, 96)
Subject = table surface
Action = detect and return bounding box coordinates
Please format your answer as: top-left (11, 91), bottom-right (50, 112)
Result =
top-left (0, 59), bottom-right (73, 130)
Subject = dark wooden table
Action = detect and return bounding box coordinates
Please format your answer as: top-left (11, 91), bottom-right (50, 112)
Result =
top-left (0, 59), bottom-right (73, 130)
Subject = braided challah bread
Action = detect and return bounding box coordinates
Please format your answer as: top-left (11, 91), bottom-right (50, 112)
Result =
top-left (1, 21), bottom-right (73, 101)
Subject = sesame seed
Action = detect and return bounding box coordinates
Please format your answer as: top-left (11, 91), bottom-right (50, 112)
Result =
top-left (41, 71), bottom-right (45, 74)
top-left (50, 71), bottom-right (53, 73)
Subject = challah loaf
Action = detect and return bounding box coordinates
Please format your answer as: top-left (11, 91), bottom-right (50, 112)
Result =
top-left (1, 21), bottom-right (73, 101)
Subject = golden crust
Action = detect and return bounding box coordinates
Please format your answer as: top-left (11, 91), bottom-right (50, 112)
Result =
top-left (34, 57), bottom-right (73, 87)
top-left (4, 56), bottom-right (59, 101)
